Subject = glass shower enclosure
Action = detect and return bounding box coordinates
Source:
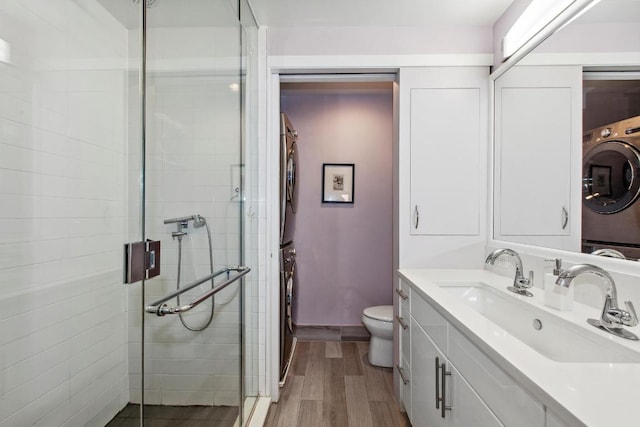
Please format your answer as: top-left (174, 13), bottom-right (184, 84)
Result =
top-left (0, 0), bottom-right (259, 426)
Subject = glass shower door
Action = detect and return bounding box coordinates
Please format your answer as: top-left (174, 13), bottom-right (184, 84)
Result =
top-left (128, 1), bottom-right (249, 426)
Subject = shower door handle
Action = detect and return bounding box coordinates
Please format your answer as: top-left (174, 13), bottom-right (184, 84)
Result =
top-left (146, 266), bottom-right (250, 316)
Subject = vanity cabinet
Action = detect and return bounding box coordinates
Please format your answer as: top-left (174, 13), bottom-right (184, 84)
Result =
top-left (493, 65), bottom-right (582, 251)
top-left (399, 278), bottom-right (545, 427)
top-left (411, 317), bottom-right (502, 427)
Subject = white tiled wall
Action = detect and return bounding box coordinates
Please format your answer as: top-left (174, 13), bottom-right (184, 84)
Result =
top-left (0, 1), bottom-right (129, 425)
top-left (0, 2), bottom-right (262, 423)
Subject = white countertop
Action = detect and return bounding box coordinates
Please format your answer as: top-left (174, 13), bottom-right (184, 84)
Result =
top-left (398, 268), bottom-right (640, 427)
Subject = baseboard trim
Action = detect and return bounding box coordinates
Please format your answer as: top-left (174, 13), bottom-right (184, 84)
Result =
top-left (294, 324), bottom-right (370, 341)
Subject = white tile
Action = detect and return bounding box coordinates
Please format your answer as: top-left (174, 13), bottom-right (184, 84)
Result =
top-left (0, 340), bottom-right (68, 395)
top-left (0, 359), bottom-right (69, 419)
top-left (162, 390), bottom-right (214, 406)
top-left (161, 374), bottom-right (215, 391)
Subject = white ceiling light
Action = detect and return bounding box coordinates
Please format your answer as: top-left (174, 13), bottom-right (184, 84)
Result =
top-left (502, 0), bottom-right (577, 59)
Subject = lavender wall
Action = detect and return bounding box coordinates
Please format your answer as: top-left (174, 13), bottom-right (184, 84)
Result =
top-left (281, 84), bottom-right (393, 326)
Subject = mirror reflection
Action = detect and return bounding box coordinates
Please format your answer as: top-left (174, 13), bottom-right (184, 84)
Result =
top-left (493, 0), bottom-right (640, 261)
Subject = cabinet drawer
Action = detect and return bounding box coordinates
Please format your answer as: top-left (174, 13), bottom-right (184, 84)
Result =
top-left (448, 327), bottom-right (545, 427)
top-left (411, 292), bottom-right (448, 353)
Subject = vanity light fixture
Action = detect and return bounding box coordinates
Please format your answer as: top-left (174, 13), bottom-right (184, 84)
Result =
top-left (502, 0), bottom-right (600, 60)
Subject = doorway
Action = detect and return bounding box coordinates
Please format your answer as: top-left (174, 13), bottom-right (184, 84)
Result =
top-left (272, 75), bottom-right (397, 391)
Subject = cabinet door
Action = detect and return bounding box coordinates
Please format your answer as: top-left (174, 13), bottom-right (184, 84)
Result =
top-left (494, 65), bottom-right (582, 251)
top-left (448, 365), bottom-right (503, 427)
top-left (410, 317), bottom-right (446, 427)
top-left (410, 87), bottom-right (481, 236)
top-left (398, 67), bottom-right (488, 267)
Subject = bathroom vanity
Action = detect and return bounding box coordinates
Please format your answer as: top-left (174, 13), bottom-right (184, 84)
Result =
top-left (396, 269), bottom-right (640, 427)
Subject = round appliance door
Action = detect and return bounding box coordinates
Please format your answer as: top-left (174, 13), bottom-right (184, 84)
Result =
top-left (286, 142), bottom-right (298, 214)
top-left (583, 141), bottom-right (640, 214)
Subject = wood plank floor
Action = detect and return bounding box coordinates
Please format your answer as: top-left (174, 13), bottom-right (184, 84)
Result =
top-left (265, 341), bottom-right (411, 427)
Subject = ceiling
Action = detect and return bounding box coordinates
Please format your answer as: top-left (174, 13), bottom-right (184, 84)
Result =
top-left (98, 0), bottom-right (516, 29)
top-left (247, 0), bottom-right (515, 27)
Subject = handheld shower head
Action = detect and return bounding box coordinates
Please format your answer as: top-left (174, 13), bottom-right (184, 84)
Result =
top-left (193, 215), bottom-right (207, 228)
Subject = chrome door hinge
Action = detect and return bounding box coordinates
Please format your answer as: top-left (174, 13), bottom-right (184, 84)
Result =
top-left (123, 239), bottom-right (161, 284)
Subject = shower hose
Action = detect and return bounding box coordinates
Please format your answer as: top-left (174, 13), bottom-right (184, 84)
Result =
top-left (176, 218), bottom-right (215, 331)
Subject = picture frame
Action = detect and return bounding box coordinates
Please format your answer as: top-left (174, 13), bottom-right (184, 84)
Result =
top-left (322, 163), bottom-right (355, 204)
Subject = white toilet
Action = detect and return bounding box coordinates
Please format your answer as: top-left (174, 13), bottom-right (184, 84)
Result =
top-left (361, 305), bottom-right (393, 367)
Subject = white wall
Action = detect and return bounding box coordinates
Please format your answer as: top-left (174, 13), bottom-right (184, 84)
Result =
top-left (534, 21), bottom-right (640, 54)
top-left (0, 1), bottom-right (129, 425)
top-left (267, 26), bottom-right (493, 56)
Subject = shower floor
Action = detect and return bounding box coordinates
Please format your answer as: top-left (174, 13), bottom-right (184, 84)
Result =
top-left (106, 403), bottom-right (238, 426)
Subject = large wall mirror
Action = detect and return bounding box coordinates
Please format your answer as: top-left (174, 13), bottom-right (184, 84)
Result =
top-left (493, 0), bottom-right (640, 261)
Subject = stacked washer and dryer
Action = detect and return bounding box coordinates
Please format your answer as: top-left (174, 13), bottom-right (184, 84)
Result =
top-left (279, 113), bottom-right (299, 385)
top-left (583, 115), bottom-right (640, 259)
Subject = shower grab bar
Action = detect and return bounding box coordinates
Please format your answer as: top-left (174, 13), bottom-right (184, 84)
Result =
top-left (145, 266), bottom-right (251, 316)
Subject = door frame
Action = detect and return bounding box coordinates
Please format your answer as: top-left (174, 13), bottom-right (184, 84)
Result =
top-left (262, 50), bottom-right (493, 401)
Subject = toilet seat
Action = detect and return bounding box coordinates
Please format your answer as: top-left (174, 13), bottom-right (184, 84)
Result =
top-left (363, 305), bottom-right (393, 322)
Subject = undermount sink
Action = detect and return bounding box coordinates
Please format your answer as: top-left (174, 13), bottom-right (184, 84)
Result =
top-left (436, 281), bottom-right (640, 363)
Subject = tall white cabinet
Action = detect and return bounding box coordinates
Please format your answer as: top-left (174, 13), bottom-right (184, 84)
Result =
top-left (398, 67), bottom-right (488, 269)
top-left (395, 65), bottom-right (489, 414)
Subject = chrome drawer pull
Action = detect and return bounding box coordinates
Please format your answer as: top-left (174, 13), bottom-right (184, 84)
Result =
top-left (396, 315), bottom-right (408, 330)
top-left (396, 365), bottom-right (409, 384)
top-left (440, 360), bottom-right (452, 418)
top-left (395, 288), bottom-right (409, 300)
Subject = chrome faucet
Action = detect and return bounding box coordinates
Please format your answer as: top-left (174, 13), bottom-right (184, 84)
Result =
top-left (556, 264), bottom-right (639, 340)
top-left (485, 248), bottom-right (534, 297)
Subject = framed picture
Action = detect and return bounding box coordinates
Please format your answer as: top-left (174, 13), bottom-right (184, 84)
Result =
top-left (322, 163), bottom-right (354, 203)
